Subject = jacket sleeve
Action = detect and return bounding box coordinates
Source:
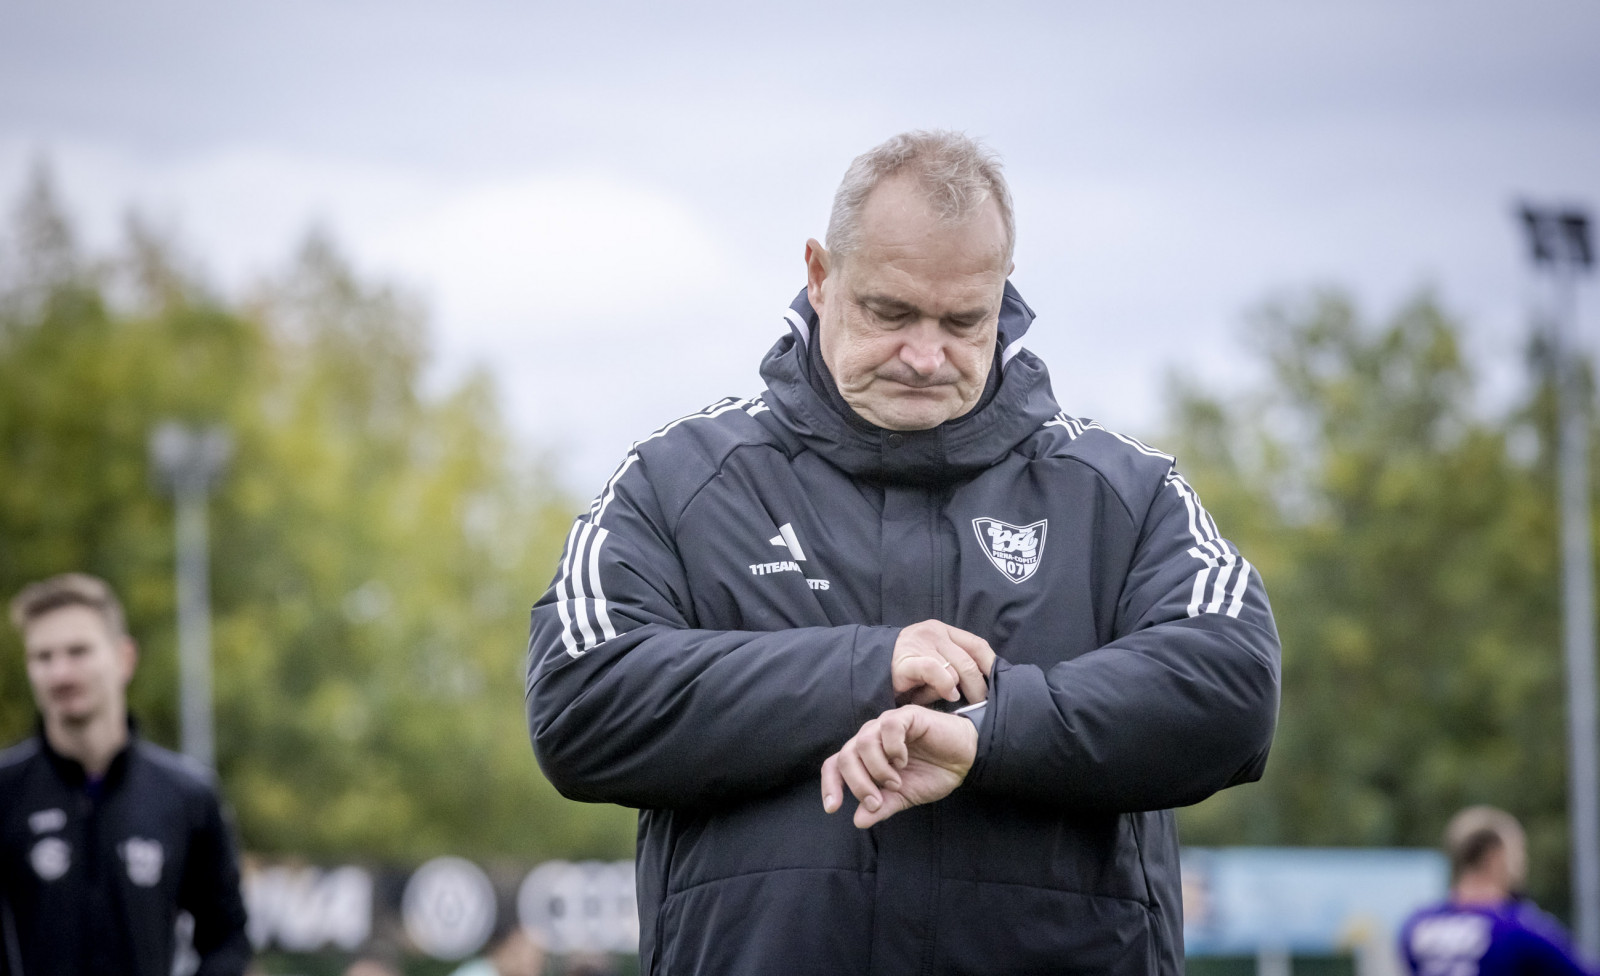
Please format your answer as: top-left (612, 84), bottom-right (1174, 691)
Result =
top-left (182, 790), bottom-right (252, 976)
top-left (967, 464), bottom-right (1281, 812)
top-left (526, 456), bottom-right (898, 810)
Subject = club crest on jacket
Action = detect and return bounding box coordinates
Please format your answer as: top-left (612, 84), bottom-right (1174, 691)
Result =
top-left (972, 518), bottom-right (1048, 583)
top-left (30, 837), bottom-right (70, 881)
top-left (120, 837), bottom-right (165, 887)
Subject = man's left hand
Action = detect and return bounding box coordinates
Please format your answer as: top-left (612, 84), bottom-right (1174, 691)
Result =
top-left (820, 705), bottom-right (978, 829)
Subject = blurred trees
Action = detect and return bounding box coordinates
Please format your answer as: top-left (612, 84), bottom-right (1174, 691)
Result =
top-left (1172, 290), bottom-right (1573, 912)
top-left (4, 165), bottom-right (1589, 916)
top-left (0, 167), bottom-right (636, 863)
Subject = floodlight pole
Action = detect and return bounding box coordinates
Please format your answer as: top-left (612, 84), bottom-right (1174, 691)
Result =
top-left (1522, 203), bottom-right (1597, 955)
top-left (149, 423), bottom-right (231, 771)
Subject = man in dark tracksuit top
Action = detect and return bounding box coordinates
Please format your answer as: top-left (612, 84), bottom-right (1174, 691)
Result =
top-left (526, 131), bottom-right (1281, 975)
top-left (2, 573), bottom-right (250, 976)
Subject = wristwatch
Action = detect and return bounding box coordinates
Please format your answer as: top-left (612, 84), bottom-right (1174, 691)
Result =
top-left (955, 700), bottom-right (988, 730)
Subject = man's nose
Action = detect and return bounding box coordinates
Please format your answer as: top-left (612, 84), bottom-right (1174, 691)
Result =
top-left (898, 321), bottom-right (947, 376)
top-left (42, 657), bottom-right (74, 682)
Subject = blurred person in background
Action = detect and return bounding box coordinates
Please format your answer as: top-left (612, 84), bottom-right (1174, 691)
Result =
top-left (447, 921), bottom-right (545, 976)
top-left (526, 130), bottom-right (1280, 975)
top-left (1400, 805), bottom-right (1594, 975)
top-left (0, 573), bottom-right (251, 975)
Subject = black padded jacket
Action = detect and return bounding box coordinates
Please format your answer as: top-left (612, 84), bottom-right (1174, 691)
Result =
top-left (526, 285), bottom-right (1281, 976)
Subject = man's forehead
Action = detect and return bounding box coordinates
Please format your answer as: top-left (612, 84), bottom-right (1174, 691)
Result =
top-left (852, 176), bottom-right (1009, 263)
top-left (840, 249), bottom-right (1007, 312)
top-left (24, 604), bottom-right (116, 648)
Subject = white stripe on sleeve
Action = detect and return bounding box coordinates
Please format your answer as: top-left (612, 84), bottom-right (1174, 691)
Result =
top-left (554, 521), bottom-right (584, 658)
top-left (587, 525), bottom-right (617, 641)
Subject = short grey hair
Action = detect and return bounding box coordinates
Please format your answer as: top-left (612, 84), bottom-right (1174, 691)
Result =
top-left (826, 130), bottom-right (1015, 264)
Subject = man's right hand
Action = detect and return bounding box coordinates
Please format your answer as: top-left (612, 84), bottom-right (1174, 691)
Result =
top-left (891, 620), bottom-right (995, 706)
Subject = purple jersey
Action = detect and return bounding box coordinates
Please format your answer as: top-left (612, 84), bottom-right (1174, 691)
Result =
top-left (1400, 899), bottom-right (1594, 976)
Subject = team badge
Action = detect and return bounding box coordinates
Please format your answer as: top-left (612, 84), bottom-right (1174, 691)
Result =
top-left (30, 837), bottom-right (70, 881)
top-left (972, 517), bottom-right (1048, 583)
top-left (121, 837), bottom-right (165, 887)
top-left (28, 807), bottom-right (66, 834)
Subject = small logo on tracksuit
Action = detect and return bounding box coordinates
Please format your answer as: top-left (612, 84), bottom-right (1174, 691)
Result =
top-left (120, 837), bottom-right (165, 887)
top-left (973, 518), bottom-right (1048, 583)
top-left (751, 523), bottom-right (829, 590)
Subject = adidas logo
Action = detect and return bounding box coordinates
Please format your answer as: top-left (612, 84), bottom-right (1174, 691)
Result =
top-left (750, 523), bottom-right (829, 590)
top-left (769, 523), bottom-right (807, 561)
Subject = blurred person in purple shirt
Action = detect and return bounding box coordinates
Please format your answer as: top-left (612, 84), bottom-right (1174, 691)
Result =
top-left (1400, 806), bottom-right (1594, 976)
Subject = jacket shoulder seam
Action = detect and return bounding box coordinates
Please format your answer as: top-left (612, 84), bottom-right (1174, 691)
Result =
top-left (1029, 417), bottom-right (1175, 525)
top-left (1022, 450), bottom-right (1141, 526)
top-left (588, 396), bottom-right (773, 527)
top-left (133, 740), bottom-right (218, 795)
top-left (0, 737), bottom-right (41, 772)
top-left (676, 440), bottom-right (790, 525)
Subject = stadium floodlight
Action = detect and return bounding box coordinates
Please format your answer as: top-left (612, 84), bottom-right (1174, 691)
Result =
top-left (1520, 202), bottom-right (1596, 955)
top-left (149, 421), bottom-right (232, 771)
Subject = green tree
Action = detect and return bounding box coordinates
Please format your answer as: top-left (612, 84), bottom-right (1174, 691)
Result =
top-left (1172, 289), bottom-right (1573, 913)
top-left (0, 168), bottom-right (636, 864)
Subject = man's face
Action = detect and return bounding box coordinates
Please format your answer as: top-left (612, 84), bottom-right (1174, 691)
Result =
top-left (808, 175), bottom-right (1012, 431)
top-left (23, 605), bottom-right (135, 727)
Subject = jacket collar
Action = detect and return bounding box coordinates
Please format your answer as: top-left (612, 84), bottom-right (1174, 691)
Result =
top-left (35, 715), bottom-right (138, 790)
top-left (760, 281), bottom-right (1061, 485)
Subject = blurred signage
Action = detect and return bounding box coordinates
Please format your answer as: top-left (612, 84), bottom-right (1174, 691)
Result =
top-left (401, 857), bottom-right (498, 960)
top-left (1182, 847), bottom-right (1448, 955)
top-left (518, 860), bottom-right (638, 953)
top-left (244, 848), bottom-right (1447, 961)
top-left (245, 864), bottom-right (372, 952)
top-left (242, 857), bottom-right (637, 960)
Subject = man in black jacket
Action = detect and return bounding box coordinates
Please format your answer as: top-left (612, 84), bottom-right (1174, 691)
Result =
top-left (1, 573), bottom-right (251, 976)
top-left (526, 131), bottom-right (1280, 974)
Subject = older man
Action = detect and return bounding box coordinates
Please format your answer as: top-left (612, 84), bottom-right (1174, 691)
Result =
top-left (526, 131), bottom-right (1280, 975)
top-left (1, 573), bottom-right (250, 976)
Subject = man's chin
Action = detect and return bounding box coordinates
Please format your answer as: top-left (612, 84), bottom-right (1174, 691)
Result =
top-left (854, 396), bottom-right (963, 431)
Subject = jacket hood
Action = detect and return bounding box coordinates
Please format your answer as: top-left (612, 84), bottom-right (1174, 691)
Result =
top-left (759, 281), bottom-right (1062, 484)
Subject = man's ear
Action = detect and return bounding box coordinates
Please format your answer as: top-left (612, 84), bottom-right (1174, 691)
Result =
top-left (117, 636), bottom-right (138, 686)
top-left (805, 239), bottom-right (831, 311)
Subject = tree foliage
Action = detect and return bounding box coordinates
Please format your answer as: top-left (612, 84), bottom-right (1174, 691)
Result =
top-left (1172, 289), bottom-right (1574, 913)
top-left (0, 168), bottom-right (636, 863)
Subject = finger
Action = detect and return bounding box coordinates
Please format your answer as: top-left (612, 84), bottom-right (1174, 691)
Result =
top-left (857, 731), bottom-right (903, 791)
top-left (935, 634), bottom-right (989, 704)
top-left (854, 789), bottom-right (910, 829)
top-left (834, 741), bottom-right (884, 814)
top-left (820, 754), bottom-right (843, 813)
top-left (882, 709), bottom-right (912, 770)
top-left (945, 627), bottom-right (998, 676)
top-left (893, 655), bottom-right (959, 702)
top-left (909, 655), bottom-right (958, 699)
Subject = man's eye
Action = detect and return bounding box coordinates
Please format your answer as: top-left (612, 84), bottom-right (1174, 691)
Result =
top-left (871, 307), bottom-right (912, 323)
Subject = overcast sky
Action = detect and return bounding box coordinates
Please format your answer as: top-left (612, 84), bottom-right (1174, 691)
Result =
top-left (2, 0), bottom-right (1596, 491)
